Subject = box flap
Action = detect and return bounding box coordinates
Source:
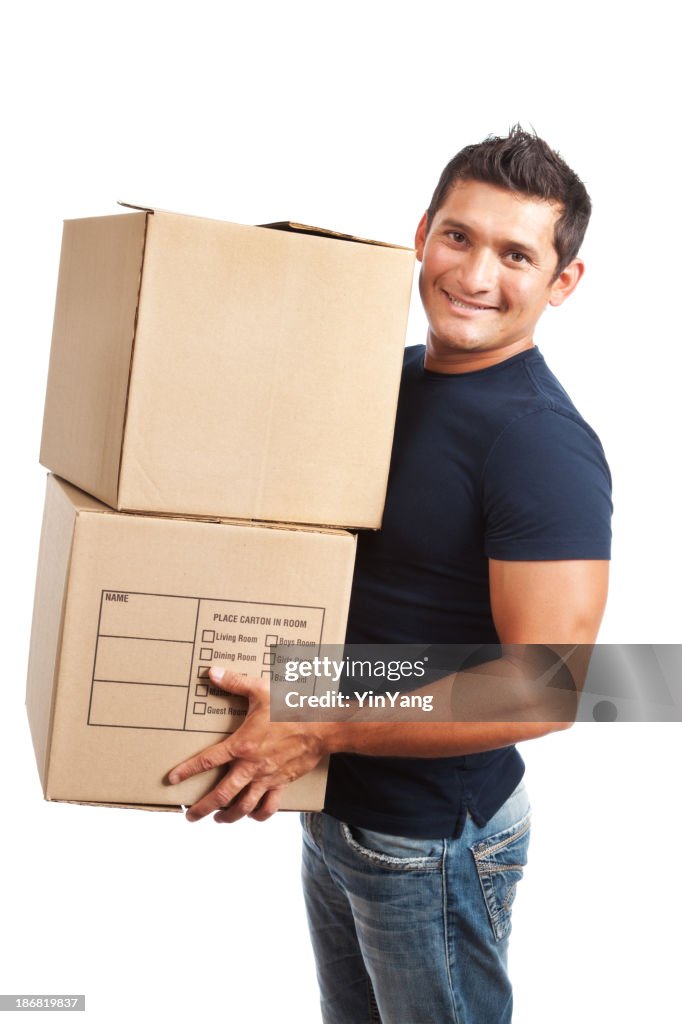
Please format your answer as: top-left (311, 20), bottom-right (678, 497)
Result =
top-left (259, 220), bottom-right (412, 250)
top-left (116, 203), bottom-right (411, 250)
top-left (117, 200), bottom-right (154, 214)
top-left (51, 799), bottom-right (181, 812)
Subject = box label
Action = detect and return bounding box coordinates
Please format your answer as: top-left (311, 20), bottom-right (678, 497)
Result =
top-left (88, 591), bottom-right (325, 733)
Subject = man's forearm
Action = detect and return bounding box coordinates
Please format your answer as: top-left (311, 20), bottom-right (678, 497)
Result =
top-left (309, 644), bottom-right (585, 758)
top-left (317, 716), bottom-right (571, 758)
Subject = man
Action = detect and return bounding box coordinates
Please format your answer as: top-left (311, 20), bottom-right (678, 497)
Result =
top-left (169, 128), bottom-right (612, 1022)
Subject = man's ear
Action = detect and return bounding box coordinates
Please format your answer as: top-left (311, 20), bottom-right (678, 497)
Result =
top-left (415, 212), bottom-right (429, 262)
top-left (549, 258), bottom-right (585, 307)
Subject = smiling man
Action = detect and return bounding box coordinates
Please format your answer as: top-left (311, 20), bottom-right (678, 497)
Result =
top-left (169, 128), bottom-right (612, 1023)
top-left (416, 176), bottom-right (582, 370)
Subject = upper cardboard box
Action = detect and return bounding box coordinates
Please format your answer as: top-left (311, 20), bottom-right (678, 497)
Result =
top-left (40, 206), bottom-right (414, 528)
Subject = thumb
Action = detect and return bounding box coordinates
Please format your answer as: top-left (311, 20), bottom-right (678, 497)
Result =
top-left (209, 666), bottom-right (258, 697)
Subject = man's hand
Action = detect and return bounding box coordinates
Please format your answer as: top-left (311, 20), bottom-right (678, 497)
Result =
top-left (167, 667), bottom-right (328, 824)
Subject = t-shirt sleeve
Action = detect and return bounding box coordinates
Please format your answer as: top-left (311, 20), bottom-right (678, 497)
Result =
top-left (482, 408), bottom-right (613, 560)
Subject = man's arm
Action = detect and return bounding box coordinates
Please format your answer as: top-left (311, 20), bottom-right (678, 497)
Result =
top-left (168, 558), bottom-right (609, 822)
top-left (488, 558), bottom-right (609, 644)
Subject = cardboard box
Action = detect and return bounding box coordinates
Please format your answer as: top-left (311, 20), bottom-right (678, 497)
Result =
top-left (40, 206), bottom-right (414, 528)
top-left (26, 475), bottom-right (357, 810)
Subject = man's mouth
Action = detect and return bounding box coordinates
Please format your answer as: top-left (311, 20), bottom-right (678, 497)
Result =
top-left (443, 290), bottom-right (497, 312)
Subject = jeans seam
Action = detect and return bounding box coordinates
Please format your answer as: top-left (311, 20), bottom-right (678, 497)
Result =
top-left (477, 864), bottom-right (525, 875)
top-left (471, 812), bottom-right (531, 860)
top-left (339, 822), bottom-right (442, 871)
top-left (441, 841), bottom-right (463, 1024)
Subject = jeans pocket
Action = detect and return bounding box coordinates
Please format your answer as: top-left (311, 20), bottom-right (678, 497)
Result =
top-left (470, 810), bottom-right (531, 941)
top-left (301, 811), bottom-right (322, 849)
top-left (340, 821), bottom-right (443, 872)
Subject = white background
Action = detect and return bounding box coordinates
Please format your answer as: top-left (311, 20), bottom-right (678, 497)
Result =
top-left (1, 1), bottom-right (679, 1021)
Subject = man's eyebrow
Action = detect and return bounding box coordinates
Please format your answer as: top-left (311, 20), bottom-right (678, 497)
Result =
top-left (439, 218), bottom-right (470, 232)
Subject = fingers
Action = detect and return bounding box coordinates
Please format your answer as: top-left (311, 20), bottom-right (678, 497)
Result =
top-left (249, 787), bottom-right (285, 821)
top-left (184, 749), bottom-right (290, 821)
top-left (213, 782), bottom-right (268, 823)
top-left (184, 762), bottom-right (257, 822)
top-left (167, 738), bottom-right (234, 786)
top-left (212, 784), bottom-right (286, 824)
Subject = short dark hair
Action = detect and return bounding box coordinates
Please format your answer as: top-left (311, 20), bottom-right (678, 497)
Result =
top-left (426, 126), bottom-right (591, 276)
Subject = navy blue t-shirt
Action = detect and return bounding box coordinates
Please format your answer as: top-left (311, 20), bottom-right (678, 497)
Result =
top-left (324, 344), bottom-right (612, 838)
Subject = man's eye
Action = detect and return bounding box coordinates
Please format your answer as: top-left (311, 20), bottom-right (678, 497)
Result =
top-left (447, 231), bottom-right (466, 244)
top-left (508, 251), bottom-right (529, 263)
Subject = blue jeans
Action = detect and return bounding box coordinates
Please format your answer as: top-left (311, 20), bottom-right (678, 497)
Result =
top-left (301, 781), bottom-right (531, 1024)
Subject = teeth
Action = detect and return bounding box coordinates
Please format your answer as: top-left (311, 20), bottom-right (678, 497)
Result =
top-left (446, 292), bottom-right (492, 311)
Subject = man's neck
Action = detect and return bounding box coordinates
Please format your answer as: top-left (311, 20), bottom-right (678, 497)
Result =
top-left (424, 338), bottom-right (535, 374)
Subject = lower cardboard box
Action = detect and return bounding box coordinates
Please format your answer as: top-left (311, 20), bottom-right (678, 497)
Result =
top-left (26, 475), bottom-right (357, 811)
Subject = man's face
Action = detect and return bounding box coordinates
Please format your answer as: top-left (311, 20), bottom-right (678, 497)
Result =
top-left (415, 179), bottom-right (582, 370)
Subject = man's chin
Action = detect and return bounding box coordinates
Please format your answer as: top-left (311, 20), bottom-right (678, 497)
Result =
top-left (430, 334), bottom-right (490, 355)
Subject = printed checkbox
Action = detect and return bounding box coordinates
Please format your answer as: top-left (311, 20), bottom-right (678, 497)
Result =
top-left (202, 629), bottom-right (216, 643)
top-left (261, 671), bottom-right (272, 682)
top-left (199, 647), bottom-right (213, 660)
top-left (193, 702), bottom-right (207, 715)
top-left (263, 651), bottom-right (275, 665)
top-left (197, 666), bottom-right (210, 678)
top-left (265, 634), bottom-right (279, 647)
top-left (196, 684), bottom-right (208, 697)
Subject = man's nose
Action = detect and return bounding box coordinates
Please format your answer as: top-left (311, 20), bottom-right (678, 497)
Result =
top-left (457, 249), bottom-right (497, 293)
